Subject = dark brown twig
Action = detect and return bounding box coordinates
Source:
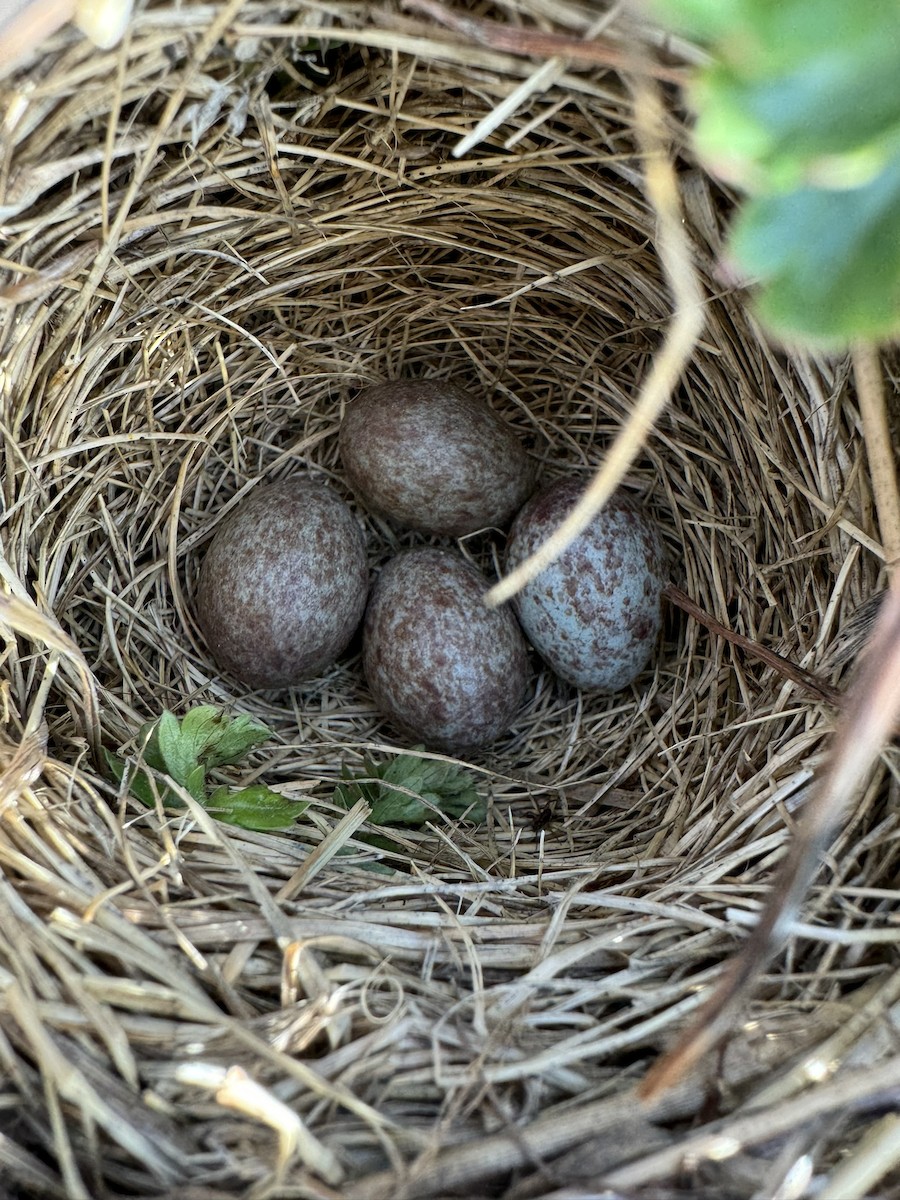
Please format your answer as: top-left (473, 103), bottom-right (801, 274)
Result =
top-left (400, 0), bottom-right (687, 84)
top-left (663, 582), bottom-right (844, 707)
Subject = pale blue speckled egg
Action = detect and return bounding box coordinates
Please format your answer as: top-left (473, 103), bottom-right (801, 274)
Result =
top-left (505, 479), bottom-right (667, 690)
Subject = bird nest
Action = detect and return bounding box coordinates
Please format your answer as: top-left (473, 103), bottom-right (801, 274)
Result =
top-left (1, 3), bottom-right (898, 1198)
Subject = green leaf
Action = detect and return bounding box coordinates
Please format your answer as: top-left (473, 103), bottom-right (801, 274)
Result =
top-left (653, 1), bottom-right (900, 191)
top-left (334, 752), bottom-right (484, 827)
top-left (157, 706), bottom-right (270, 771)
top-left (154, 709), bottom-right (198, 784)
top-left (646, 0), bottom-right (739, 41)
top-left (104, 706), bottom-right (281, 822)
top-left (648, 0), bottom-right (900, 346)
top-left (136, 718), bottom-right (166, 772)
top-left (103, 749), bottom-right (171, 808)
top-left (201, 713), bottom-right (272, 768)
top-left (205, 785), bottom-right (308, 831)
top-left (732, 156), bottom-right (900, 342)
top-left (693, 70), bottom-right (900, 193)
top-left (133, 707), bottom-right (273, 776)
top-left (177, 705), bottom-right (229, 758)
top-left (103, 747), bottom-right (125, 784)
top-left (184, 763), bottom-right (208, 803)
top-left (654, 0), bottom-right (900, 75)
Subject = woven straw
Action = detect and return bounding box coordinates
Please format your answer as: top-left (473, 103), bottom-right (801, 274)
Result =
top-left (1, 4), bottom-right (898, 1198)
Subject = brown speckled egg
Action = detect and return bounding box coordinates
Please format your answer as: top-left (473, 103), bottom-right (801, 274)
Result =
top-left (363, 548), bottom-right (529, 750)
top-left (196, 478), bottom-right (368, 688)
top-left (339, 379), bottom-right (535, 536)
top-left (505, 478), bottom-right (667, 690)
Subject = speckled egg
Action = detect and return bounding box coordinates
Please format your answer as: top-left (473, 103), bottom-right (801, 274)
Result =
top-left (505, 478), bottom-right (667, 690)
top-left (196, 478), bottom-right (368, 688)
top-left (363, 548), bottom-right (530, 750)
top-left (339, 379), bottom-right (535, 537)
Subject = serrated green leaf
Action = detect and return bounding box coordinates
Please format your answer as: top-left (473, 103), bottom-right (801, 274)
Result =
top-left (731, 156), bottom-right (900, 343)
top-left (177, 705), bottom-right (229, 760)
top-left (105, 706), bottom-right (290, 828)
top-left (205, 785), bottom-right (307, 831)
top-left (139, 706), bottom-right (273, 774)
top-left (202, 713), bottom-right (272, 767)
top-left (178, 706), bottom-right (220, 733)
top-left (334, 752), bottom-right (484, 827)
top-left (152, 705), bottom-right (268, 771)
top-left (368, 785), bottom-right (430, 826)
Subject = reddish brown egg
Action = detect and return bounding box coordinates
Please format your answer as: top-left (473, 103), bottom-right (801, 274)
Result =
top-left (339, 379), bottom-right (535, 536)
top-left (363, 548), bottom-right (529, 750)
top-left (196, 478), bottom-right (368, 688)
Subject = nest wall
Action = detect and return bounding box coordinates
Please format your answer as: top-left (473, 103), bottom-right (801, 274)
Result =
top-left (0, 4), bottom-right (897, 1198)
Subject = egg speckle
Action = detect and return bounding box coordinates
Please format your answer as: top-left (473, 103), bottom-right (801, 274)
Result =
top-left (363, 548), bottom-right (529, 750)
top-left (196, 478), bottom-right (368, 688)
top-left (506, 478), bottom-right (667, 690)
top-left (339, 379), bottom-right (535, 536)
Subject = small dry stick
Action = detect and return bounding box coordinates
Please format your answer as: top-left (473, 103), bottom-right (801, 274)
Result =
top-left (853, 343), bottom-right (900, 575)
top-left (663, 583), bottom-right (844, 707)
top-left (816, 1112), bottom-right (900, 1200)
top-left (400, 0), bottom-right (687, 84)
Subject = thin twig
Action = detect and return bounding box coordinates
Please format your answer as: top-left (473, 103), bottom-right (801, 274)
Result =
top-left (663, 583), bottom-right (843, 707)
top-left (400, 0), bottom-right (687, 83)
top-left (853, 342), bottom-right (900, 574)
top-left (817, 1112), bottom-right (900, 1200)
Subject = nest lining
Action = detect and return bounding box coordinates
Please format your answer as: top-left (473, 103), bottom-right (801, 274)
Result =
top-left (0, 4), bottom-right (898, 1198)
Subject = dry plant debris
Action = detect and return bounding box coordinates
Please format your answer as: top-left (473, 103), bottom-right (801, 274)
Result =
top-left (0, 2), bottom-right (898, 1199)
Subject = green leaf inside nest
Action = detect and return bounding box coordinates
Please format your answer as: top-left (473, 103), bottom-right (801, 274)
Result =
top-left (104, 707), bottom-right (304, 831)
top-left (205, 784), bottom-right (308, 831)
top-left (334, 751), bottom-right (485, 826)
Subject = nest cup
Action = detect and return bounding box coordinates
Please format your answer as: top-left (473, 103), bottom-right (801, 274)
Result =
top-left (1, 5), bottom-right (897, 1197)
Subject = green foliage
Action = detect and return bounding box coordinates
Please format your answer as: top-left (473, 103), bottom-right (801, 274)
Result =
top-left (204, 784), bottom-right (309, 831)
top-left (334, 751), bottom-right (485, 827)
top-left (145, 705), bottom-right (272, 771)
top-left (651, 0), bottom-right (900, 343)
top-left (731, 159), bottom-right (900, 339)
top-left (104, 707), bottom-right (306, 831)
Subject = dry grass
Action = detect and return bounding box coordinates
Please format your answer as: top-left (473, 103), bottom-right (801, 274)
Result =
top-left (1, 3), bottom-right (899, 1198)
